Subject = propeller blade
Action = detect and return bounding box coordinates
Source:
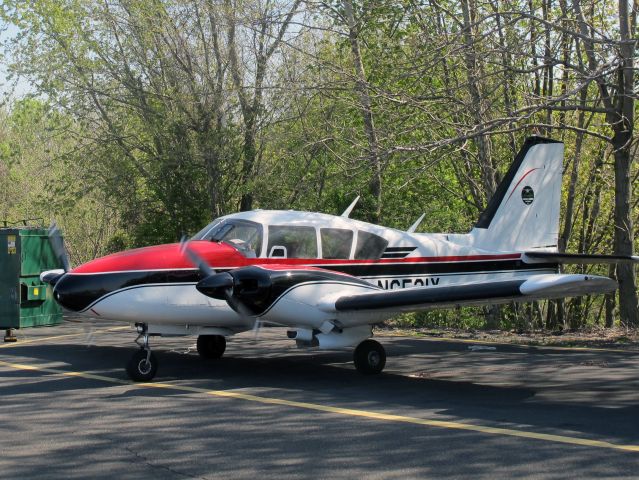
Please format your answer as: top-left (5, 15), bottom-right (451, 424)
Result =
top-left (83, 321), bottom-right (96, 348)
top-left (180, 238), bottom-right (214, 277)
top-left (48, 223), bottom-right (70, 272)
top-left (222, 287), bottom-right (255, 319)
top-left (252, 318), bottom-right (264, 340)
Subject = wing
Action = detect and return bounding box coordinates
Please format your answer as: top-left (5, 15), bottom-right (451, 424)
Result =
top-left (524, 252), bottom-right (639, 264)
top-left (333, 274), bottom-right (616, 313)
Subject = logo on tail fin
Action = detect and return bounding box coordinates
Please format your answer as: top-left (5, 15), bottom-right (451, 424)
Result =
top-left (522, 186), bottom-right (534, 205)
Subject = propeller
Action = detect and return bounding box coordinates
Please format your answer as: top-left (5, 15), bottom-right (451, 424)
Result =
top-left (45, 224), bottom-right (97, 344)
top-left (252, 318), bottom-right (266, 340)
top-left (180, 235), bottom-right (213, 277)
top-left (40, 222), bottom-right (70, 285)
top-left (48, 222), bottom-right (71, 272)
top-left (179, 239), bottom-right (257, 324)
top-left (64, 315), bottom-right (97, 348)
top-left (83, 320), bottom-right (96, 348)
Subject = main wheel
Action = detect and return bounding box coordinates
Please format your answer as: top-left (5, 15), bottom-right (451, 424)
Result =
top-left (353, 339), bottom-right (386, 374)
top-left (196, 335), bottom-right (226, 359)
top-left (126, 350), bottom-right (158, 382)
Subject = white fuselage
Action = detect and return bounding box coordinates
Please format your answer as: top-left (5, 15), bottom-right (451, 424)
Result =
top-left (63, 210), bottom-right (556, 333)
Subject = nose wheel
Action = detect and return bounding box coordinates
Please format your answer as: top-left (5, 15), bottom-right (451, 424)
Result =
top-left (353, 339), bottom-right (386, 374)
top-left (127, 323), bottom-right (158, 381)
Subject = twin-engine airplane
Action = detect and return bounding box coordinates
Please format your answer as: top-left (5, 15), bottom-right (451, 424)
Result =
top-left (42, 137), bottom-right (638, 381)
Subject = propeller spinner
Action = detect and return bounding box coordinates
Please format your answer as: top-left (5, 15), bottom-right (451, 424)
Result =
top-left (180, 240), bottom-right (260, 320)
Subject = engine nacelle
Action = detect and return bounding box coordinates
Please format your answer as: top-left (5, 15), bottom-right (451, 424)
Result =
top-left (198, 265), bottom-right (380, 319)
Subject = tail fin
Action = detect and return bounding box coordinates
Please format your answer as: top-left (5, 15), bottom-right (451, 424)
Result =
top-left (470, 137), bottom-right (564, 252)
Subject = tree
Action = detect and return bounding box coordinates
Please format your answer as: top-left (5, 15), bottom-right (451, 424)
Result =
top-left (572, 0), bottom-right (639, 326)
top-left (3, 1), bottom-right (244, 240)
top-left (226, 0), bottom-right (302, 211)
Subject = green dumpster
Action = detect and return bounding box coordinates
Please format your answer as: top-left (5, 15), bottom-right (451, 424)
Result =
top-left (0, 227), bottom-right (64, 341)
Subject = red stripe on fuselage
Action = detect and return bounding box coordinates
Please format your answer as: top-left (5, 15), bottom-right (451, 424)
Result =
top-left (72, 241), bottom-right (522, 274)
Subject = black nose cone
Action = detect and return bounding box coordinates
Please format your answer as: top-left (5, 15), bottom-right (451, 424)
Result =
top-left (53, 274), bottom-right (109, 312)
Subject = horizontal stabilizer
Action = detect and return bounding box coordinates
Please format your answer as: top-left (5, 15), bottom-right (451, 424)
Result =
top-left (334, 274), bottom-right (616, 313)
top-left (524, 252), bottom-right (639, 264)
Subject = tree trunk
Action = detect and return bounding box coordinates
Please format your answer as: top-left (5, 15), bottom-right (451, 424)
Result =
top-left (559, 88), bottom-right (588, 252)
top-left (485, 305), bottom-right (501, 330)
top-left (239, 119), bottom-right (257, 211)
top-left (460, 0), bottom-right (496, 200)
top-left (605, 264), bottom-right (616, 328)
top-left (574, 0), bottom-right (638, 326)
top-left (612, 0), bottom-right (638, 327)
top-left (343, 0), bottom-right (382, 223)
top-left (541, 0), bottom-right (554, 135)
top-left (612, 132), bottom-right (638, 326)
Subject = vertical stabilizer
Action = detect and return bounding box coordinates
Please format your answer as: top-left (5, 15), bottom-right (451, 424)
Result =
top-left (470, 137), bottom-right (564, 252)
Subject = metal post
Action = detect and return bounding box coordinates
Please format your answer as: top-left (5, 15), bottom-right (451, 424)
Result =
top-left (4, 328), bottom-right (17, 342)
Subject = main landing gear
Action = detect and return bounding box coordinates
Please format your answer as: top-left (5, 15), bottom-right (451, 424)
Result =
top-left (126, 323), bottom-right (158, 382)
top-left (353, 339), bottom-right (386, 374)
top-left (196, 335), bottom-right (226, 359)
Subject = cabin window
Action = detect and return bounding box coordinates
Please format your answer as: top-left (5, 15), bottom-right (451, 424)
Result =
top-left (268, 226), bottom-right (318, 258)
top-left (354, 231), bottom-right (388, 260)
top-left (320, 228), bottom-right (353, 259)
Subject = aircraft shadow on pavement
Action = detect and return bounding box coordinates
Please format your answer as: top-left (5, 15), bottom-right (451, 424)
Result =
top-left (2, 340), bottom-right (639, 445)
top-left (1, 341), bottom-right (534, 404)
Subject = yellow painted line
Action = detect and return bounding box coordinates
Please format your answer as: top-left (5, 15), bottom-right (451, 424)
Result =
top-left (0, 332), bottom-right (82, 347)
top-left (0, 359), bottom-right (638, 453)
top-left (0, 326), bottom-right (129, 348)
top-left (2, 361), bottom-right (41, 371)
top-left (411, 335), bottom-right (637, 353)
top-left (0, 360), bottom-right (130, 384)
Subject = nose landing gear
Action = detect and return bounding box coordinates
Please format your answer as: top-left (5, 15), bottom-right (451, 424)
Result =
top-left (126, 323), bottom-right (158, 381)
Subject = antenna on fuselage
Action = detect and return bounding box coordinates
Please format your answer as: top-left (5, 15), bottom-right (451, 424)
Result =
top-left (407, 213), bottom-right (426, 233)
top-left (340, 196), bottom-right (360, 218)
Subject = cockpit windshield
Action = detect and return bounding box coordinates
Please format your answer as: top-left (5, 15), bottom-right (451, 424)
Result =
top-left (192, 218), bottom-right (224, 241)
top-left (192, 219), bottom-right (263, 257)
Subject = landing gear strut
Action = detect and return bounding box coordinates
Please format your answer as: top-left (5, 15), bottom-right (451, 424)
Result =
top-left (353, 339), bottom-right (386, 374)
top-left (126, 323), bottom-right (158, 381)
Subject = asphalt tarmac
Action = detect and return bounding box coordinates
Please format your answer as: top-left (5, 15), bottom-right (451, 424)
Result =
top-left (1, 319), bottom-right (639, 479)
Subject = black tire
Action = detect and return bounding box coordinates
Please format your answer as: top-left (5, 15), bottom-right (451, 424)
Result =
top-left (196, 335), bottom-right (226, 359)
top-left (126, 350), bottom-right (158, 382)
top-left (353, 339), bottom-right (386, 374)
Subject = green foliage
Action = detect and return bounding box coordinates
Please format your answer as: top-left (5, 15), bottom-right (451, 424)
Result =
top-left (1, 0), bottom-right (635, 329)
